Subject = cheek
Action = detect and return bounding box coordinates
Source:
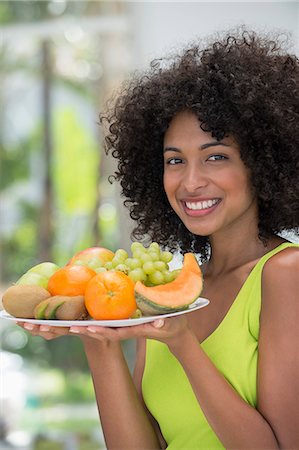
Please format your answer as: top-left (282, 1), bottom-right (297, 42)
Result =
top-left (163, 173), bottom-right (178, 205)
top-left (163, 172), bottom-right (171, 195)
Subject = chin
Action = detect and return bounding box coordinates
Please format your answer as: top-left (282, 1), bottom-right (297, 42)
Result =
top-left (181, 221), bottom-right (213, 237)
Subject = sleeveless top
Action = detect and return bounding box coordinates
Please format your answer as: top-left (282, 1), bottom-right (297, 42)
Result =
top-left (142, 242), bottom-right (298, 449)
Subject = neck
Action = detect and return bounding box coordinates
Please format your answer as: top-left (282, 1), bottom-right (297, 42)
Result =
top-left (206, 220), bottom-right (283, 276)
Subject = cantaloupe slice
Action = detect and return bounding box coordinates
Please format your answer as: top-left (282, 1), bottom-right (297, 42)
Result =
top-left (134, 253), bottom-right (203, 316)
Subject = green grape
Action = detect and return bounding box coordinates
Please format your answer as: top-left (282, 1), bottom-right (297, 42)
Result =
top-left (95, 267), bottom-right (107, 273)
top-left (149, 242), bottom-right (160, 252)
top-left (125, 258), bottom-right (142, 269)
top-left (144, 280), bottom-right (155, 287)
top-left (148, 270), bottom-right (164, 285)
top-left (163, 270), bottom-right (175, 283)
top-left (111, 256), bottom-right (125, 268)
top-left (104, 261), bottom-right (114, 270)
top-left (139, 252), bottom-right (152, 264)
top-left (115, 264), bottom-right (129, 274)
top-left (142, 261), bottom-right (155, 275)
top-left (132, 250), bottom-right (144, 260)
top-left (154, 261), bottom-right (167, 271)
top-left (114, 249), bottom-right (129, 261)
top-left (87, 257), bottom-right (104, 270)
top-left (131, 242), bottom-right (144, 252)
top-left (128, 268), bottom-right (147, 282)
top-left (160, 251), bottom-right (173, 263)
top-left (148, 252), bottom-right (159, 262)
top-left (131, 308), bottom-right (143, 319)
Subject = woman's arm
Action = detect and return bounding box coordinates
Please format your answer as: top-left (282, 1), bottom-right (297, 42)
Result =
top-left (81, 336), bottom-right (160, 450)
top-left (167, 248), bottom-right (299, 449)
top-left (257, 247), bottom-right (299, 449)
top-left (133, 338), bottom-right (167, 450)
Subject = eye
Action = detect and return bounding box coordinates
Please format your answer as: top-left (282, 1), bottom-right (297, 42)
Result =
top-left (207, 154), bottom-right (228, 161)
top-left (165, 157), bottom-right (183, 165)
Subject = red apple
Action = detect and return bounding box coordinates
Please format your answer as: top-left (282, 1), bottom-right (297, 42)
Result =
top-left (67, 247), bottom-right (115, 266)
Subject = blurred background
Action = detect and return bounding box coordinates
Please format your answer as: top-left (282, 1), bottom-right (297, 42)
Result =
top-left (0, 1), bottom-right (298, 449)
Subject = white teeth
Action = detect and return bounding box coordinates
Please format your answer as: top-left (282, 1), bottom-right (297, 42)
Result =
top-left (185, 199), bottom-right (219, 210)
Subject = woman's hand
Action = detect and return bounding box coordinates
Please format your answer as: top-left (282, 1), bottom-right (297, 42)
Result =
top-left (17, 313), bottom-right (195, 351)
top-left (69, 314), bottom-right (194, 350)
top-left (17, 322), bottom-right (71, 340)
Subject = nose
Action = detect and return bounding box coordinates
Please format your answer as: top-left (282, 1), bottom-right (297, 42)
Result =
top-left (182, 164), bottom-right (208, 193)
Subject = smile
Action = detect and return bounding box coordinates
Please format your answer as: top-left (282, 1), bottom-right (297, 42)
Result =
top-left (182, 198), bottom-right (221, 217)
top-left (185, 199), bottom-right (220, 210)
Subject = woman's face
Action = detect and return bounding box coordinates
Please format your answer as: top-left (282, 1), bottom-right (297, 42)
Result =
top-left (163, 111), bottom-right (257, 238)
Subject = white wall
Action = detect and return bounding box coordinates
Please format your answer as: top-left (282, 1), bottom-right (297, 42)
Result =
top-left (129, 1), bottom-right (298, 67)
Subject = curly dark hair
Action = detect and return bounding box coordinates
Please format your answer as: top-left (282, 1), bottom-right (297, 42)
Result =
top-left (100, 29), bottom-right (299, 258)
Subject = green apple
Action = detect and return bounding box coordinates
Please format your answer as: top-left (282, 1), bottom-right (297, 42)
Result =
top-left (27, 262), bottom-right (60, 278)
top-left (16, 272), bottom-right (49, 289)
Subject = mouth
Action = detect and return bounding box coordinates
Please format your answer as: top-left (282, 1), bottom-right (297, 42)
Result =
top-left (182, 198), bottom-right (221, 216)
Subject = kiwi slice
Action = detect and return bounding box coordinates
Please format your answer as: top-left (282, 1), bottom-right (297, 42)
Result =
top-left (44, 296), bottom-right (88, 321)
top-left (34, 298), bottom-right (51, 319)
top-left (44, 297), bottom-right (66, 320)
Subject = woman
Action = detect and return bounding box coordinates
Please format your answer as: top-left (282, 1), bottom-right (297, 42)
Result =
top-left (20, 30), bottom-right (299, 449)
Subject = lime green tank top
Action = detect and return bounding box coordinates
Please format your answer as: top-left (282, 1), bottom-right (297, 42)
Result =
top-left (142, 242), bottom-right (298, 449)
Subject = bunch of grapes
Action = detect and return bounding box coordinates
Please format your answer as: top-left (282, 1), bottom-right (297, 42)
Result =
top-left (74, 242), bottom-right (180, 286)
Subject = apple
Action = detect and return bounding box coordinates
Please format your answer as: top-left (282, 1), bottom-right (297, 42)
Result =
top-left (67, 247), bottom-right (115, 267)
top-left (16, 272), bottom-right (49, 289)
top-left (27, 262), bottom-right (60, 278)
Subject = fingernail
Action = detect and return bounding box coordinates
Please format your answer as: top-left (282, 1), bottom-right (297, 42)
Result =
top-left (87, 327), bottom-right (97, 333)
top-left (153, 319), bottom-right (164, 328)
top-left (24, 324), bottom-right (34, 330)
top-left (40, 326), bottom-right (50, 332)
top-left (70, 328), bottom-right (80, 333)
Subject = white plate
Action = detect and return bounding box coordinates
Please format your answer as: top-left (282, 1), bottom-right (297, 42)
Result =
top-left (0, 297), bottom-right (209, 328)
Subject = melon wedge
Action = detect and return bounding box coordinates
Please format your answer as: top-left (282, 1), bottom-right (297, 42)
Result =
top-left (134, 253), bottom-right (203, 316)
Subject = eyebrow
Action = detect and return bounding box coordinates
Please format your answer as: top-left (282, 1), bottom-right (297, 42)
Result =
top-left (163, 141), bottom-right (229, 153)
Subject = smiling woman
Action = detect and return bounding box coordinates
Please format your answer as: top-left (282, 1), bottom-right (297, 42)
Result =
top-left (18, 29), bottom-right (299, 450)
top-left (162, 111), bottom-right (256, 238)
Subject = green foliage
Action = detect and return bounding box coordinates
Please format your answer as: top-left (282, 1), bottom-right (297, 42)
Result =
top-left (53, 108), bottom-right (99, 214)
top-left (0, 123), bottom-right (42, 189)
top-left (0, 1), bottom-right (51, 24)
top-left (0, 0), bottom-right (113, 25)
top-left (2, 203), bottom-right (39, 281)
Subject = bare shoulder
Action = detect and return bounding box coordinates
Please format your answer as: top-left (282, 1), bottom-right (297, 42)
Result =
top-left (262, 245), bottom-right (299, 296)
top-left (259, 245), bottom-right (298, 347)
top-left (263, 245), bottom-right (299, 273)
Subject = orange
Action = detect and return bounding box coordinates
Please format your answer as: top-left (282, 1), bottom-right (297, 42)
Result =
top-left (48, 265), bottom-right (96, 296)
top-left (85, 271), bottom-right (136, 320)
top-left (67, 247), bottom-right (114, 266)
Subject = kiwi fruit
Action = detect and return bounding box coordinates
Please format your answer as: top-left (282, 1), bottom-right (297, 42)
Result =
top-left (34, 298), bottom-right (51, 319)
top-left (44, 298), bottom-right (66, 320)
top-left (44, 296), bottom-right (88, 320)
top-left (2, 285), bottom-right (51, 319)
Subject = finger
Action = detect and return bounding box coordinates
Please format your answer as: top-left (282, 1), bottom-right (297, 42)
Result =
top-left (22, 323), bottom-right (40, 333)
top-left (69, 326), bottom-right (109, 341)
top-left (152, 319), bottom-right (165, 329)
top-left (86, 326), bottom-right (120, 341)
top-left (40, 325), bottom-right (70, 335)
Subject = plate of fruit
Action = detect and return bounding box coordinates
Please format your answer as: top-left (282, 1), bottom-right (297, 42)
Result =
top-left (0, 242), bottom-right (209, 327)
